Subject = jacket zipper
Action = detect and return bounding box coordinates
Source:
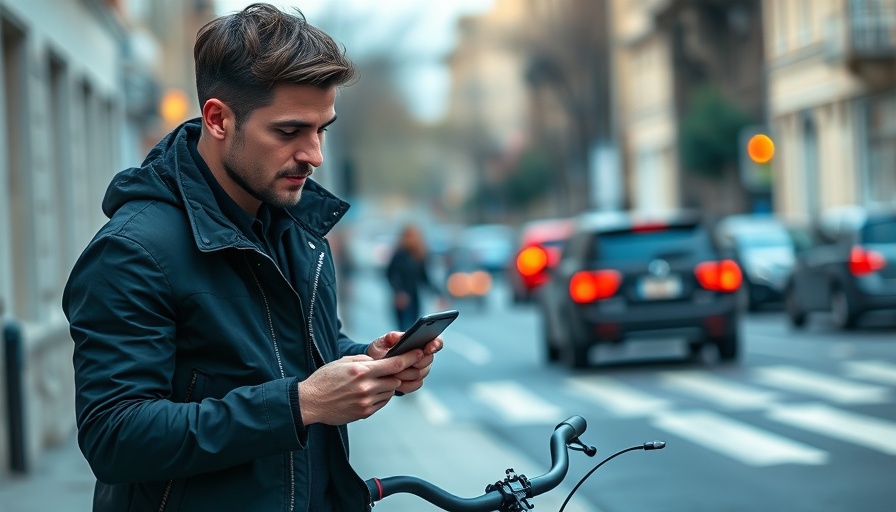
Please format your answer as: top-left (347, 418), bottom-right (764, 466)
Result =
top-left (307, 252), bottom-right (325, 352)
top-left (309, 251), bottom-right (373, 511)
top-left (246, 258), bottom-right (294, 511)
top-left (158, 370), bottom-right (201, 512)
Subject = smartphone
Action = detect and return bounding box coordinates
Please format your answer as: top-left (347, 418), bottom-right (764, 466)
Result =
top-left (385, 310), bottom-right (459, 357)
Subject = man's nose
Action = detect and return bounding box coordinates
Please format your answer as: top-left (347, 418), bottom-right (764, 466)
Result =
top-left (295, 140), bottom-right (323, 168)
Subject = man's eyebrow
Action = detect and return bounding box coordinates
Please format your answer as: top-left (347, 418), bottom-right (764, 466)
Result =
top-left (271, 115), bottom-right (338, 130)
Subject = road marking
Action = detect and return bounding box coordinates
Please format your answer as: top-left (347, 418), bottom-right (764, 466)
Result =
top-left (746, 333), bottom-right (817, 361)
top-left (659, 371), bottom-right (780, 410)
top-left (767, 403), bottom-right (896, 455)
top-left (443, 332), bottom-right (492, 365)
top-left (566, 376), bottom-right (672, 417)
top-left (414, 389), bottom-right (452, 425)
top-left (472, 380), bottom-right (564, 424)
top-left (842, 360), bottom-right (896, 386)
top-left (753, 365), bottom-right (890, 404)
top-left (651, 410), bottom-right (829, 466)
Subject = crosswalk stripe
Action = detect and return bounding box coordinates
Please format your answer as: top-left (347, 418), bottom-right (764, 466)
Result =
top-left (651, 410), bottom-right (829, 466)
top-left (442, 332), bottom-right (492, 365)
top-left (566, 376), bottom-right (672, 417)
top-left (414, 389), bottom-right (452, 425)
top-left (659, 371), bottom-right (780, 410)
top-left (842, 360), bottom-right (896, 386)
top-left (471, 380), bottom-right (564, 424)
top-left (767, 403), bottom-right (896, 456)
top-left (753, 365), bottom-right (890, 404)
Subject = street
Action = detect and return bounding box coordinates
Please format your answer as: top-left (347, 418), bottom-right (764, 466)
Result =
top-left (345, 267), bottom-right (896, 512)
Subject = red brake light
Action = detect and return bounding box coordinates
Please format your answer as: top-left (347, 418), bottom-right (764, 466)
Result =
top-left (695, 259), bottom-right (742, 292)
top-left (569, 270), bottom-right (622, 303)
top-left (849, 246), bottom-right (886, 276)
top-left (517, 246), bottom-right (549, 276)
top-left (631, 222), bottom-right (668, 233)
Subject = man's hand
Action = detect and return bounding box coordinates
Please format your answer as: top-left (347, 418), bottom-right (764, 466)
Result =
top-left (367, 331), bottom-right (442, 394)
top-left (298, 350), bottom-right (422, 426)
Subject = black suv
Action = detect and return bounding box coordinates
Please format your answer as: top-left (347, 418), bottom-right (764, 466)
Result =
top-left (784, 206), bottom-right (896, 329)
top-left (537, 210), bottom-right (742, 368)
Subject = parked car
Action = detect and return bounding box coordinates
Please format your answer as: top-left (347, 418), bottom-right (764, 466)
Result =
top-left (538, 210), bottom-right (742, 368)
top-left (714, 214), bottom-right (796, 311)
top-left (784, 205), bottom-right (896, 329)
top-left (508, 217), bottom-right (574, 303)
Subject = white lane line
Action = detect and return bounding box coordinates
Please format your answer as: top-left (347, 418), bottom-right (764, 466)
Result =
top-left (414, 389), bottom-right (452, 425)
top-left (659, 371), bottom-right (780, 410)
top-left (842, 360), bottom-right (896, 386)
top-left (566, 377), bottom-right (672, 417)
top-left (442, 332), bottom-right (492, 365)
top-left (767, 403), bottom-right (896, 456)
top-left (753, 365), bottom-right (890, 404)
top-left (472, 380), bottom-right (564, 424)
top-left (651, 410), bottom-right (828, 466)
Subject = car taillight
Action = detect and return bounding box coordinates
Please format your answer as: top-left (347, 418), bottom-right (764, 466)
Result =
top-left (517, 246), bottom-right (548, 276)
top-left (849, 246), bottom-right (886, 276)
top-left (631, 222), bottom-right (668, 233)
top-left (694, 259), bottom-right (742, 292)
top-left (569, 270), bottom-right (622, 303)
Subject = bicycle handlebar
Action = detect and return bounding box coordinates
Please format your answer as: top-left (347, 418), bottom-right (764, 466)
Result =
top-left (365, 415), bottom-right (589, 512)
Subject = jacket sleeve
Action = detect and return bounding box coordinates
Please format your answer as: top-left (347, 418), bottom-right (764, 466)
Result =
top-left (63, 233), bottom-right (304, 485)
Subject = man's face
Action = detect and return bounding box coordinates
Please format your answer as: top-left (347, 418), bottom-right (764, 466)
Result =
top-left (221, 83), bottom-right (338, 211)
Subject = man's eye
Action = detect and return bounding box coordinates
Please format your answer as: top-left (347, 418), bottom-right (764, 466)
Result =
top-left (318, 127), bottom-right (328, 134)
top-left (277, 129), bottom-right (298, 137)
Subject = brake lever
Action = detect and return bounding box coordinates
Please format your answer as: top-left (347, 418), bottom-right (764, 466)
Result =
top-left (568, 437), bottom-right (597, 457)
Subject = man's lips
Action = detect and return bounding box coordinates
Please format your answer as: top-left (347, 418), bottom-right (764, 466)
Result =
top-left (283, 174), bottom-right (310, 185)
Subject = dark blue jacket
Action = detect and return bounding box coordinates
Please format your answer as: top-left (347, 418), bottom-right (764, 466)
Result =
top-left (63, 119), bottom-right (371, 511)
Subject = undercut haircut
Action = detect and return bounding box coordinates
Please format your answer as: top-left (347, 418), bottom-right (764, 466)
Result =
top-left (194, 2), bottom-right (358, 127)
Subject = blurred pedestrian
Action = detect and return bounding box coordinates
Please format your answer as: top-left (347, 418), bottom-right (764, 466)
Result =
top-left (385, 223), bottom-right (448, 330)
top-left (62, 4), bottom-right (443, 511)
top-left (328, 226), bottom-right (357, 329)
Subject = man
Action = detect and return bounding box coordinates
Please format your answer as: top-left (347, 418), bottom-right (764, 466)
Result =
top-left (62, 4), bottom-right (441, 511)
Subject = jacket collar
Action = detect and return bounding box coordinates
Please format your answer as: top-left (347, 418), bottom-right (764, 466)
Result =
top-left (169, 120), bottom-right (350, 252)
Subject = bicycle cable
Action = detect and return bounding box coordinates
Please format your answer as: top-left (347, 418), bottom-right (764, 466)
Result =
top-left (557, 441), bottom-right (666, 512)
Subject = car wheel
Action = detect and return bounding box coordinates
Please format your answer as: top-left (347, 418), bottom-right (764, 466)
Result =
top-left (785, 286), bottom-right (806, 328)
top-left (830, 286), bottom-right (858, 329)
top-left (687, 341), bottom-right (704, 361)
top-left (562, 312), bottom-right (591, 369)
top-left (715, 331), bottom-right (739, 362)
top-left (540, 315), bottom-right (559, 363)
top-left (562, 342), bottom-right (590, 369)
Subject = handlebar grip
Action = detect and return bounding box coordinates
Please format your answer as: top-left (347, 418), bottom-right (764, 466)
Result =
top-left (555, 415), bottom-right (587, 438)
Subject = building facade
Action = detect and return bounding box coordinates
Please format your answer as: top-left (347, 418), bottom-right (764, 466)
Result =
top-left (0, 0), bottom-right (212, 478)
top-left (763, 0), bottom-right (896, 222)
top-left (612, 0), bottom-right (767, 218)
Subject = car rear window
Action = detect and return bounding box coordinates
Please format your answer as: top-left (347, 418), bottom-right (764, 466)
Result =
top-left (861, 219), bottom-right (896, 244)
top-left (594, 226), bottom-right (714, 262)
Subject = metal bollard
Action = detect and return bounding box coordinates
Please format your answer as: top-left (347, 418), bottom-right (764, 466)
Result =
top-left (3, 319), bottom-right (27, 473)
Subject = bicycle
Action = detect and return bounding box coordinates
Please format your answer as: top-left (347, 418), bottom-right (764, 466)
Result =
top-left (364, 415), bottom-right (666, 512)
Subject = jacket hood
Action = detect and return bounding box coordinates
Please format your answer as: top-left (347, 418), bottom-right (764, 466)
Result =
top-left (101, 119), bottom-right (350, 247)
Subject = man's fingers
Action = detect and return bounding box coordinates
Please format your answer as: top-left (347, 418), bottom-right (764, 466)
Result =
top-left (344, 354), bottom-right (375, 363)
top-left (362, 350), bottom-right (422, 377)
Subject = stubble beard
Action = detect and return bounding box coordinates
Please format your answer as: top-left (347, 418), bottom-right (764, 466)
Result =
top-left (223, 131), bottom-right (306, 209)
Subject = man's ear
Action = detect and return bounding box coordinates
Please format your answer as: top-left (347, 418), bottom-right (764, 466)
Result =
top-left (201, 98), bottom-right (232, 141)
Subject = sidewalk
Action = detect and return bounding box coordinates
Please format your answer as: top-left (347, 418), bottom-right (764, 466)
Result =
top-left (0, 433), bottom-right (94, 512)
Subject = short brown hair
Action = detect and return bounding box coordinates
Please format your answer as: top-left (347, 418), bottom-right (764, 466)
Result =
top-left (194, 2), bottom-right (357, 126)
